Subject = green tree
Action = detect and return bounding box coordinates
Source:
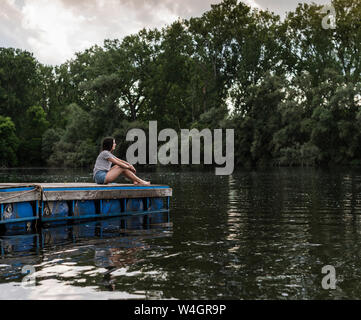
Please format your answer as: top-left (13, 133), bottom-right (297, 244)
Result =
top-left (0, 116), bottom-right (19, 167)
top-left (48, 104), bottom-right (98, 167)
top-left (18, 105), bottom-right (49, 165)
top-left (238, 73), bottom-right (285, 167)
top-left (0, 48), bottom-right (39, 129)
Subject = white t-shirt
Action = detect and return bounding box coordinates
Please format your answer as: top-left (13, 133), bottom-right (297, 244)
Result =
top-left (93, 150), bottom-right (115, 177)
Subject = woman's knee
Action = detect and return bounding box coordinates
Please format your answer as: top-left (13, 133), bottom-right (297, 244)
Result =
top-left (105, 167), bottom-right (122, 183)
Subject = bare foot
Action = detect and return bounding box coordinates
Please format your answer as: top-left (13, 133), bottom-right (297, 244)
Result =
top-left (135, 180), bottom-right (150, 186)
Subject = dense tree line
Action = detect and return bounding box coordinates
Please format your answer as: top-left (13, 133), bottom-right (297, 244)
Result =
top-left (0, 0), bottom-right (360, 168)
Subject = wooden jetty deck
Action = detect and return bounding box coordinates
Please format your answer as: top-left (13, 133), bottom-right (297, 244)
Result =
top-left (0, 183), bottom-right (172, 232)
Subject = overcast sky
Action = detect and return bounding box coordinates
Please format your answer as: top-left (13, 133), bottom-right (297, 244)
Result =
top-left (1, 0), bottom-right (330, 65)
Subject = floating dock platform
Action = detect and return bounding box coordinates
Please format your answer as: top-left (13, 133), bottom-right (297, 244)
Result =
top-left (0, 183), bottom-right (172, 232)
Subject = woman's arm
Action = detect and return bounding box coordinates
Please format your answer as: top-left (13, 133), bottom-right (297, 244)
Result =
top-left (117, 158), bottom-right (131, 166)
top-left (108, 157), bottom-right (130, 169)
top-left (108, 157), bottom-right (136, 173)
top-left (116, 158), bottom-right (136, 173)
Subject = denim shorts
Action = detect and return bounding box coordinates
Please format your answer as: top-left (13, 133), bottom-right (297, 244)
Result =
top-left (94, 170), bottom-right (107, 184)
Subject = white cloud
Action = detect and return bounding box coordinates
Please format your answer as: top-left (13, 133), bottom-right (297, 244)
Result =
top-left (255, 0), bottom-right (331, 16)
top-left (15, 0), bottom-right (191, 65)
top-left (0, 0), bottom-right (31, 49)
top-left (242, 0), bottom-right (261, 10)
top-left (0, 0), bottom-right (330, 65)
top-left (22, 0), bottom-right (82, 64)
top-left (1, 0), bottom-right (263, 65)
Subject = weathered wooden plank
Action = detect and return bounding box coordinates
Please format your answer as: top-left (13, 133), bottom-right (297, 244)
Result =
top-left (0, 183), bottom-right (166, 188)
top-left (0, 183), bottom-right (172, 204)
top-left (0, 184), bottom-right (38, 188)
top-left (42, 188), bottom-right (172, 201)
top-left (37, 183), bottom-right (165, 188)
top-left (0, 190), bottom-right (41, 204)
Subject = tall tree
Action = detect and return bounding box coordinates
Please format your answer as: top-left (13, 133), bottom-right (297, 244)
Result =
top-left (0, 48), bottom-right (39, 128)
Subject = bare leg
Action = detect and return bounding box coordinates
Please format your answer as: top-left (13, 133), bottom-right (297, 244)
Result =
top-left (123, 169), bottom-right (150, 185)
top-left (105, 165), bottom-right (150, 185)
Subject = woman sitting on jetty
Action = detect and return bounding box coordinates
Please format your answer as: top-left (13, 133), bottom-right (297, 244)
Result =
top-left (93, 137), bottom-right (150, 185)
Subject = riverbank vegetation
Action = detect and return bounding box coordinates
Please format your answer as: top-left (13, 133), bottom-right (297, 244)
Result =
top-left (0, 0), bottom-right (360, 168)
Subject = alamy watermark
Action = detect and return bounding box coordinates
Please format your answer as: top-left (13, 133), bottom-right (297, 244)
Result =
top-left (321, 4), bottom-right (337, 29)
top-left (321, 265), bottom-right (345, 290)
top-left (321, 265), bottom-right (337, 289)
top-left (21, 265), bottom-right (36, 289)
top-left (125, 121), bottom-right (234, 175)
top-left (18, 263), bottom-right (345, 292)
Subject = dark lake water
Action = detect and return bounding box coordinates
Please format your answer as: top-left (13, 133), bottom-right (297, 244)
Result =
top-left (1, 167), bottom-right (361, 299)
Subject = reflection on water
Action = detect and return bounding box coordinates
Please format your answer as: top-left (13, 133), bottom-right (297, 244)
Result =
top-left (2, 167), bottom-right (361, 299)
top-left (0, 211), bottom-right (171, 299)
top-left (1, 212), bottom-right (171, 256)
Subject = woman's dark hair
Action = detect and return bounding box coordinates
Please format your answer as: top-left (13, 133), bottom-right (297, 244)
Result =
top-left (102, 137), bottom-right (114, 151)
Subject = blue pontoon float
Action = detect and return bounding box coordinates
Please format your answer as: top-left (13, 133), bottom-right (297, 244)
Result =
top-left (0, 183), bottom-right (172, 232)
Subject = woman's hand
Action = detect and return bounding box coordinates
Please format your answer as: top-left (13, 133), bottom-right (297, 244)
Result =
top-left (113, 157), bottom-right (136, 173)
